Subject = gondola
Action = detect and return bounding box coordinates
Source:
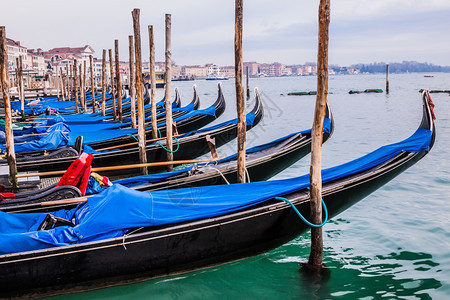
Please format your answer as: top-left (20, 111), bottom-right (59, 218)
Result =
top-left (84, 83), bottom-right (225, 147)
top-left (13, 85), bottom-right (130, 117)
top-left (0, 90), bottom-right (435, 299)
top-left (4, 88), bottom-right (262, 177)
top-left (0, 100), bottom-right (334, 212)
top-left (1, 84), bottom-right (224, 164)
top-left (2, 87), bottom-right (191, 148)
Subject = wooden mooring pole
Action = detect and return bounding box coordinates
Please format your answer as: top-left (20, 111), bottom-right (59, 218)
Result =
top-left (128, 35), bottom-right (137, 128)
top-left (303, 0), bottom-right (330, 271)
top-left (56, 67), bottom-right (60, 100)
top-left (246, 65), bottom-right (250, 99)
top-left (235, 0), bottom-right (246, 183)
top-left (73, 61), bottom-right (79, 114)
top-left (132, 8), bottom-right (148, 175)
top-left (0, 26), bottom-right (18, 191)
top-left (89, 55), bottom-right (96, 112)
top-left (101, 49), bottom-right (106, 116)
top-left (68, 66), bottom-right (72, 101)
top-left (148, 25), bottom-right (158, 139)
top-left (60, 71), bottom-right (66, 101)
top-left (115, 39), bottom-right (123, 122)
top-left (165, 13), bottom-right (174, 171)
top-left (386, 63), bottom-right (390, 94)
top-left (82, 62), bottom-right (87, 111)
top-left (108, 48), bottom-right (117, 120)
top-left (17, 56), bottom-right (25, 117)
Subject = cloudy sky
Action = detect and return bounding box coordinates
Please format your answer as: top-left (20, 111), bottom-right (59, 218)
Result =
top-left (2, 0), bottom-right (450, 66)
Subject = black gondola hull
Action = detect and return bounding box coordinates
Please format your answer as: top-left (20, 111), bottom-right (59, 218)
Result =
top-left (0, 149), bottom-right (428, 299)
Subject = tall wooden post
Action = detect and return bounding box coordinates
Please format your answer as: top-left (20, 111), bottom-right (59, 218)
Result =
top-left (16, 56), bottom-right (24, 117)
top-left (306, 0), bottom-right (330, 271)
top-left (0, 26), bottom-right (18, 191)
top-left (69, 67), bottom-right (72, 101)
top-left (108, 49), bottom-right (117, 120)
top-left (148, 25), bottom-right (158, 139)
top-left (73, 61), bottom-right (80, 114)
top-left (246, 65), bottom-right (250, 99)
top-left (235, 0), bottom-right (246, 183)
top-left (114, 39), bottom-right (123, 122)
top-left (56, 67), bottom-right (60, 100)
top-left (82, 60), bottom-right (87, 111)
top-left (164, 14), bottom-right (174, 171)
top-left (89, 55), bottom-right (96, 112)
top-left (128, 35), bottom-right (137, 128)
top-left (101, 49), bottom-right (106, 116)
top-left (386, 63), bottom-right (389, 94)
top-left (132, 8), bottom-right (148, 174)
top-left (19, 57), bottom-right (24, 116)
top-left (60, 72), bottom-right (65, 101)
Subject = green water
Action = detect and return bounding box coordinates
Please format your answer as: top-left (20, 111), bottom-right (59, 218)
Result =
top-left (47, 74), bottom-right (450, 299)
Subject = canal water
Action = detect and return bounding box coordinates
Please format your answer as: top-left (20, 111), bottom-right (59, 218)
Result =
top-left (48, 73), bottom-right (450, 299)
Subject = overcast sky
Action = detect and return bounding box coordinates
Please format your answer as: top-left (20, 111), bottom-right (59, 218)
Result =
top-left (1, 0), bottom-right (449, 66)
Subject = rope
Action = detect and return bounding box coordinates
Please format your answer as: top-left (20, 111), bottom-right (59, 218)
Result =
top-left (203, 165), bottom-right (231, 184)
top-left (127, 134), bottom-right (139, 142)
top-left (156, 137), bottom-right (180, 153)
top-left (121, 192), bottom-right (154, 250)
top-left (122, 227), bottom-right (144, 250)
top-left (275, 196), bottom-right (328, 228)
top-left (245, 167), bottom-right (251, 183)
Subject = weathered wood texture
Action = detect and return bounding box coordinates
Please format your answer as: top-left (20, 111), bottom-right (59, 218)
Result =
top-left (308, 0), bottom-right (330, 269)
top-left (132, 8), bottom-right (148, 174)
top-left (0, 26), bottom-right (18, 190)
top-left (235, 0), bottom-right (246, 183)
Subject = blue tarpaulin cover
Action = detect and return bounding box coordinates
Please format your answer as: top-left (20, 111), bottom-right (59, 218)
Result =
top-left (0, 123), bottom-right (70, 153)
top-left (0, 127), bottom-right (431, 254)
top-left (112, 116), bottom-right (331, 187)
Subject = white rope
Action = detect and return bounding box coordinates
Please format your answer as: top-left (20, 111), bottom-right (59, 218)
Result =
top-left (121, 192), bottom-right (154, 250)
top-left (202, 165), bottom-right (231, 184)
top-left (245, 167), bottom-right (251, 183)
top-left (122, 226), bottom-right (144, 250)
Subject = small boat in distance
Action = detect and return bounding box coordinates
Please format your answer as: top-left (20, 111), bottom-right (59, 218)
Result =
top-left (143, 72), bottom-right (165, 88)
top-left (424, 74), bottom-right (434, 78)
top-left (205, 76), bottom-right (229, 81)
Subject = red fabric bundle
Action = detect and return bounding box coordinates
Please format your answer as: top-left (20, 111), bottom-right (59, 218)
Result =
top-left (56, 153), bottom-right (94, 196)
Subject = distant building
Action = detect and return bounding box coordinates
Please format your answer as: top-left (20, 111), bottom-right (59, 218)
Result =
top-left (220, 66), bottom-right (235, 78)
top-left (6, 38), bottom-right (28, 71)
top-left (243, 62), bottom-right (259, 77)
top-left (44, 45), bottom-right (95, 70)
top-left (258, 62), bottom-right (284, 76)
top-left (205, 63), bottom-right (221, 78)
top-left (181, 65), bottom-right (207, 79)
top-left (27, 49), bottom-right (46, 76)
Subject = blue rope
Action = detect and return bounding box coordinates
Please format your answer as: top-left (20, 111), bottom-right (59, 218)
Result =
top-left (275, 196), bottom-right (328, 228)
top-left (127, 134), bottom-right (139, 141)
top-left (156, 137), bottom-right (180, 153)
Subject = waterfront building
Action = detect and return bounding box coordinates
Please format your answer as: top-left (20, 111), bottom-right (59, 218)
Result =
top-left (6, 38), bottom-right (28, 72)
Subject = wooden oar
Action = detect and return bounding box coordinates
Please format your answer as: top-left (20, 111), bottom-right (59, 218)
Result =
top-left (94, 134), bottom-right (180, 152)
top-left (19, 132), bottom-right (69, 137)
top-left (14, 121), bottom-right (46, 124)
top-left (16, 157), bottom-right (221, 178)
top-left (41, 197), bottom-right (88, 207)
